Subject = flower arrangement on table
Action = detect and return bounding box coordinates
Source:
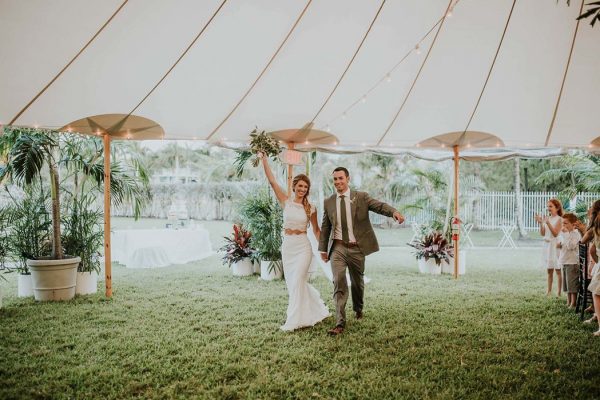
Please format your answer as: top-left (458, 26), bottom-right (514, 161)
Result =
top-left (408, 231), bottom-right (454, 266)
top-left (234, 128), bottom-right (282, 177)
top-left (219, 224), bottom-right (256, 267)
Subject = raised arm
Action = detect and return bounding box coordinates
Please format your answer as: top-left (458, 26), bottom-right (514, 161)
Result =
top-left (546, 217), bottom-right (562, 238)
top-left (535, 214), bottom-right (545, 236)
top-left (581, 228), bottom-right (594, 244)
top-left (259, 153), bottom-right (287, 205)
top-left (364, 192), bottom-right (405, 224)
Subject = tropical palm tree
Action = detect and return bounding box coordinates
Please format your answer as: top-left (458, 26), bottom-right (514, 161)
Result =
top-left (0, 127), bottom-right (64, 258)
top-left (0, 126), bottom-right (153, 260)
top-left (535, 154), bottom-right (600, 198)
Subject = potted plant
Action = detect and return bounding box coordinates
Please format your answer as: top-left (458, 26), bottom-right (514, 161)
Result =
top-left (1, 185), bottom-right (51, 297)
top-left (0, 127), bottom-right (81, 300)
top-left (219, 224), bottom-right (255, 276)
top-left (62, 192), bottom-right (103, 294)
top-left (0, 207), bottom-right (11, 308)
top-left (408, 231), bottom-right (454, 275)
top-left (237, 188), bottom-right (283, 280)
top-left (0, 126), bottom-right (151, 300)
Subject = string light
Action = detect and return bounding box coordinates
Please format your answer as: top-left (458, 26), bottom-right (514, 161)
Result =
top-left (319, 0), bottom-right (462, 136)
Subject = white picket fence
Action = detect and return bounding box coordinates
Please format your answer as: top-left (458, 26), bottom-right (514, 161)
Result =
top-left (370, 191), bottom-right (599, 230)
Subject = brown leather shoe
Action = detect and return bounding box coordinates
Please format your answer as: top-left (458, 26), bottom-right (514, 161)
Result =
top-left (327, 326), bottom-right (344, 336)
top-left (355, 311), bottom-right (363, 320)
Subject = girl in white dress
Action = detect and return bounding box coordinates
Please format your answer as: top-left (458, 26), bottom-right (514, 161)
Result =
top-left (582, 200), bottom-right (600, 336)
top-left (259, 153), bottom-right (330, 331)
top-left (535, 199), bottom-right (563, 296)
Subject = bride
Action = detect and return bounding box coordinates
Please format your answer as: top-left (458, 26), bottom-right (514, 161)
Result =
top-left (259, 152), bottom-right (330, 331)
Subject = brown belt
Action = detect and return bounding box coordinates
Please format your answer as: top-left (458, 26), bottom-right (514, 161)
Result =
top-left (284, 229), bottom-right (307, 235)
top-left (333, 239), bottom-right (359, 248)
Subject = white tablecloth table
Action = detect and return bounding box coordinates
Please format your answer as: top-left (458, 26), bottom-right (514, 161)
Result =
top-left (111, 227), bottom-right (212, 268)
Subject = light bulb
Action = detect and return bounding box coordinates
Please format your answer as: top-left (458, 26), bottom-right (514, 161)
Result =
top-left (361, 96), bottom-right (367, 104)
top-left (386, 74), bottom-right (392, 83)
top-left (415, 44), bottom-right (422, 55)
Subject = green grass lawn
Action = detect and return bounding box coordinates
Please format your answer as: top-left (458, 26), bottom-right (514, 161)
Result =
top-left (2, 245), bottom-right (599, 399)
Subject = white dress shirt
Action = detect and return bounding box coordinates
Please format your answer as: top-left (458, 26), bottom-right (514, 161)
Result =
top-left (558, 229), bottom-right (581, 265)
top-left (334, 188), bottom-right (357, 243)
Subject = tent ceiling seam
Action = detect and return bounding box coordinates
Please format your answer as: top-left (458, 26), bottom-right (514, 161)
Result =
top-left (8, 0), bottom-right (129, 126)
top-left (375, 0), bottom-right (455, 146)
top-left (545, 0), bottom-right (585, 146)
top-left (310, 0), bottom-right (387, 124)
top-left (204, 0), bottom-right (314, 141)
top-left (127, 0), bottom-right (228, 119)
top-left (319, 14), bottom-right (446, 132)
top-left (458, 0), bottom-right (517, 145)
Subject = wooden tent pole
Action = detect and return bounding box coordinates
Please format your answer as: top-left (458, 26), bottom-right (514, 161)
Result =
top-left (287, 142), bottom-right (295, 195)
top-left (103, 134), bottom-right (112, 297)
top-left (453, 145), bottom-right (459, 279)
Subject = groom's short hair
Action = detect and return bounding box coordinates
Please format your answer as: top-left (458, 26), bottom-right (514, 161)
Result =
top-left (333, 167), bottom-right (349, 177)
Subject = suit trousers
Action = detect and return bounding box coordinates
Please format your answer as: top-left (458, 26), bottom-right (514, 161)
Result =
top-left (330, 242), bottom-right (365, 327)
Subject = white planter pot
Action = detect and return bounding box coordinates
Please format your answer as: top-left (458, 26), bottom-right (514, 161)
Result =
top-left (76, 271), bottom-right (98, 295)
top-left (27, 257), bottom-right (80, 301)
top-left (260, 260), bottom-right (283, 281)
top-left (417, 258), bottom-right (441, 275)
top-left (253, 260), bottom-right (261, 274)
top-left (232, 258), bottom-right (254, 277)
top-left (444, 251), bottom-right (467, 275)
top-left (17, 273), bottom-right (34, 297)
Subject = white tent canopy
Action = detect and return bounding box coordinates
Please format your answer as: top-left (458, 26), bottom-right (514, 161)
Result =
top-left (1, 0), bottom-right (599, 150)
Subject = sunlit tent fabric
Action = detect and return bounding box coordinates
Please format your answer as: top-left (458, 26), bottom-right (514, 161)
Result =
top-left (0, 0), bottom-right (598, 151)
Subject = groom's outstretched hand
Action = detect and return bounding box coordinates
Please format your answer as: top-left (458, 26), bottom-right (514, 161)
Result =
top-left (393, 211), bottom-right (405, 225)
top-left (320, 252), bottom-right (329, 262)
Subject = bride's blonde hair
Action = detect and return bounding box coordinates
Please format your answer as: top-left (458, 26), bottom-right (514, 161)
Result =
top-left (292, 174), bottom-right (312, 225)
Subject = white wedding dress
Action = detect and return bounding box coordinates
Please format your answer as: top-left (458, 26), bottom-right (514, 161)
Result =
top-left (280, 200), bottom-right (330, 331)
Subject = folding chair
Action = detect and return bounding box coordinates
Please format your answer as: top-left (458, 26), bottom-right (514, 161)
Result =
top-left (497, 224), bottom-right (517, 248)
top-left (576, 242), bottom-right (593, 320)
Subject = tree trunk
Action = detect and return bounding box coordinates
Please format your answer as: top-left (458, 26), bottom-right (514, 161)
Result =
top-left (48, 153), bottom-right (63, 259)
top-left (472, 163), bottom-right (481, 229)
top-left (514, 158), bottom-right (527, 239)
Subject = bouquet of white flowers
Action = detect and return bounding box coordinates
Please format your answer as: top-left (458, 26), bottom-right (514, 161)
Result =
top-left (234, 128), bottom-right (281, 176)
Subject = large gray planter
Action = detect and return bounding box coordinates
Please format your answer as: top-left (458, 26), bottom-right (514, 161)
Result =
top-left (27, 257), bottom-right (81, 301)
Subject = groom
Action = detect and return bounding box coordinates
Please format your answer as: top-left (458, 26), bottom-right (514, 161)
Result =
top-left (319, 167), bottom-right (404, 336)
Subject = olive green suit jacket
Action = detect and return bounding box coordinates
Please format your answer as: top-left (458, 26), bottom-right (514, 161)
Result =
top-left (318, 191), bottom-right (398, 257)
